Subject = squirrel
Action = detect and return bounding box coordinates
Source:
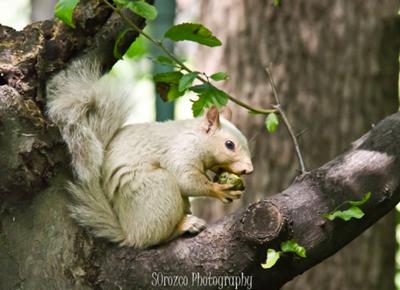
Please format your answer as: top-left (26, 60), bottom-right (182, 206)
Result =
top-left (46, 57), bottom-right (254, 248)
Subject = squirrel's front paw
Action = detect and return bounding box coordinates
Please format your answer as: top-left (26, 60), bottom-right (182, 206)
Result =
top-left (210, 183), bottom-right (244, 203)
top-left (181, 215), bottom-right (206, 234)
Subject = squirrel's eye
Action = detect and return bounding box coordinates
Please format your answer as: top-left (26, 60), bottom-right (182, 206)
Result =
top-left (225, 140), bottom-right (235, 151)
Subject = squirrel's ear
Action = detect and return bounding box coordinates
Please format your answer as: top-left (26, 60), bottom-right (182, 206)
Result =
top-left (203, 106), bottom-right (220, 133)
top-left (220, 106), bottom-right (232, 121)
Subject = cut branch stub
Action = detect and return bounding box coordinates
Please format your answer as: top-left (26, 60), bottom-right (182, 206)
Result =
top-left (237, 200), bottom-right (286, 244)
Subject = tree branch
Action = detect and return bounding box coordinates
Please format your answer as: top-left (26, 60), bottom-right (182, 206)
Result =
top-left (265, 66), bottom-right (307, 174)
top-left (90, 112), bottom-right (400, 290)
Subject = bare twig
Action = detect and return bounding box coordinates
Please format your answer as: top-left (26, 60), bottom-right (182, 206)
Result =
top-left (296, 128), bottom-right (308, 138)
top-left (102, 0), bottom-right (277, 115)
top-left (265, 66), bottom-right (307, 174)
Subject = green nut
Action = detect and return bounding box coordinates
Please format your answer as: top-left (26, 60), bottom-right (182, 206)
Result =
top-left (216, 172), bottom-right (245, 191)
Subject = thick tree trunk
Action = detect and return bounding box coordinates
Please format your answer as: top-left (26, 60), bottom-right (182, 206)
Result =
top-left (195, 1), bottom-right (399, 289)
top-left (0, 1), bottom-right (148, 288)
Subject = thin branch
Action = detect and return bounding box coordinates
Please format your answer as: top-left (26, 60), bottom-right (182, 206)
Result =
top-left (102, 0), bottom-right (277, 115)
top-left (146, 57), bottom-right (181, 69)
top-left (296, 128), bottom-right (308, 138)
top-left (265, 66), bottom-right (307, 174)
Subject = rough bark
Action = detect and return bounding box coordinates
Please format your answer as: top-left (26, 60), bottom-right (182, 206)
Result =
top-left (195, 1), bottom-right (399, 289)
top-left (0, 0), bottom-right (146, 207)
top-left (1, 1), bottom-right (400, 290)
top-left (0, 0), bottom-right (148, 288)
top-left (65, 113), bottom-right (400, 289)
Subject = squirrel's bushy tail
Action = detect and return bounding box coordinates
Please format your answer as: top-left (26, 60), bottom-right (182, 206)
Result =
top-left (47, 57), bottom-right (131, 243)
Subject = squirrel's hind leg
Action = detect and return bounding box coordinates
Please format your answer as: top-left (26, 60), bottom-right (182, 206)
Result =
top-left (115, 168), bottom-right (185, 248)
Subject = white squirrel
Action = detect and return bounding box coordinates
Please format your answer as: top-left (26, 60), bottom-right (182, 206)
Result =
top-left (46, 57), bottom-right (253, 248)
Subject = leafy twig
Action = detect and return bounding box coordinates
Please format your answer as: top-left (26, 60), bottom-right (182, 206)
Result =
top-left (265, 66), bottom-right (307, 174)
top-left (102, 0), bottom-right (277, 115)
top-left (323, 192), bottom-right (371, 221)
top-left (261, 240), bottom-right (306, 269)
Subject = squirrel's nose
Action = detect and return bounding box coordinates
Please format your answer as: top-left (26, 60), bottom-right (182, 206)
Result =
top-left (242, 164), bottom-right (254, 175)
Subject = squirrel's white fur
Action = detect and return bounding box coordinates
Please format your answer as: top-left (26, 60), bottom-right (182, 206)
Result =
top-left (47, 57), bottom-right (253, 248)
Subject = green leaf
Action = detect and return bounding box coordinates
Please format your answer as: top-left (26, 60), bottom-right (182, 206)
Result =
top-left (155, 83), bottom-right (185, 102)
top-left (165, 23), bottom-right (222, 47)
top-left (190, 83), bottom-right (229, 106)
top-left (210, 72), bottom-right (228, 81)
top-left (281, 240), bottom-right (306, 258)
top-left (54, 0), bottom-right (79, 28)
top-left (155, 55), bottom-right (175, 65)
top-left (166, 85), bottom-right (185, 102)
top-left (154, 71), bottom-right (184, 102)
top-left (261, 249), bottom-right (281, 269)
top-left (113, 0), bottom-right (129, 5)
top-left (127, 1), bottom-right (158, 20)
top-left (323, 206), bottom-right (365, 221)
top-left (154, 71), bottom-right (183, 84)
top-left (191, 97), bottom-right (208, 117)
top-left (265, 112), bottom-right (279, 133)
top-left (274, 0), bottom-right (281, 6)
top-left (189, 83), bottom-right (229, 116)
top-left (323, 192), bottom-right (371, 222)
top-left (179, 72), bottom-right (199, 92)
top-left (125, 34), bottom-right (148, 59)
top-left (113, 29), bottom-right (135, 59)
top-left (348, 192), bottom-right (371, 206)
